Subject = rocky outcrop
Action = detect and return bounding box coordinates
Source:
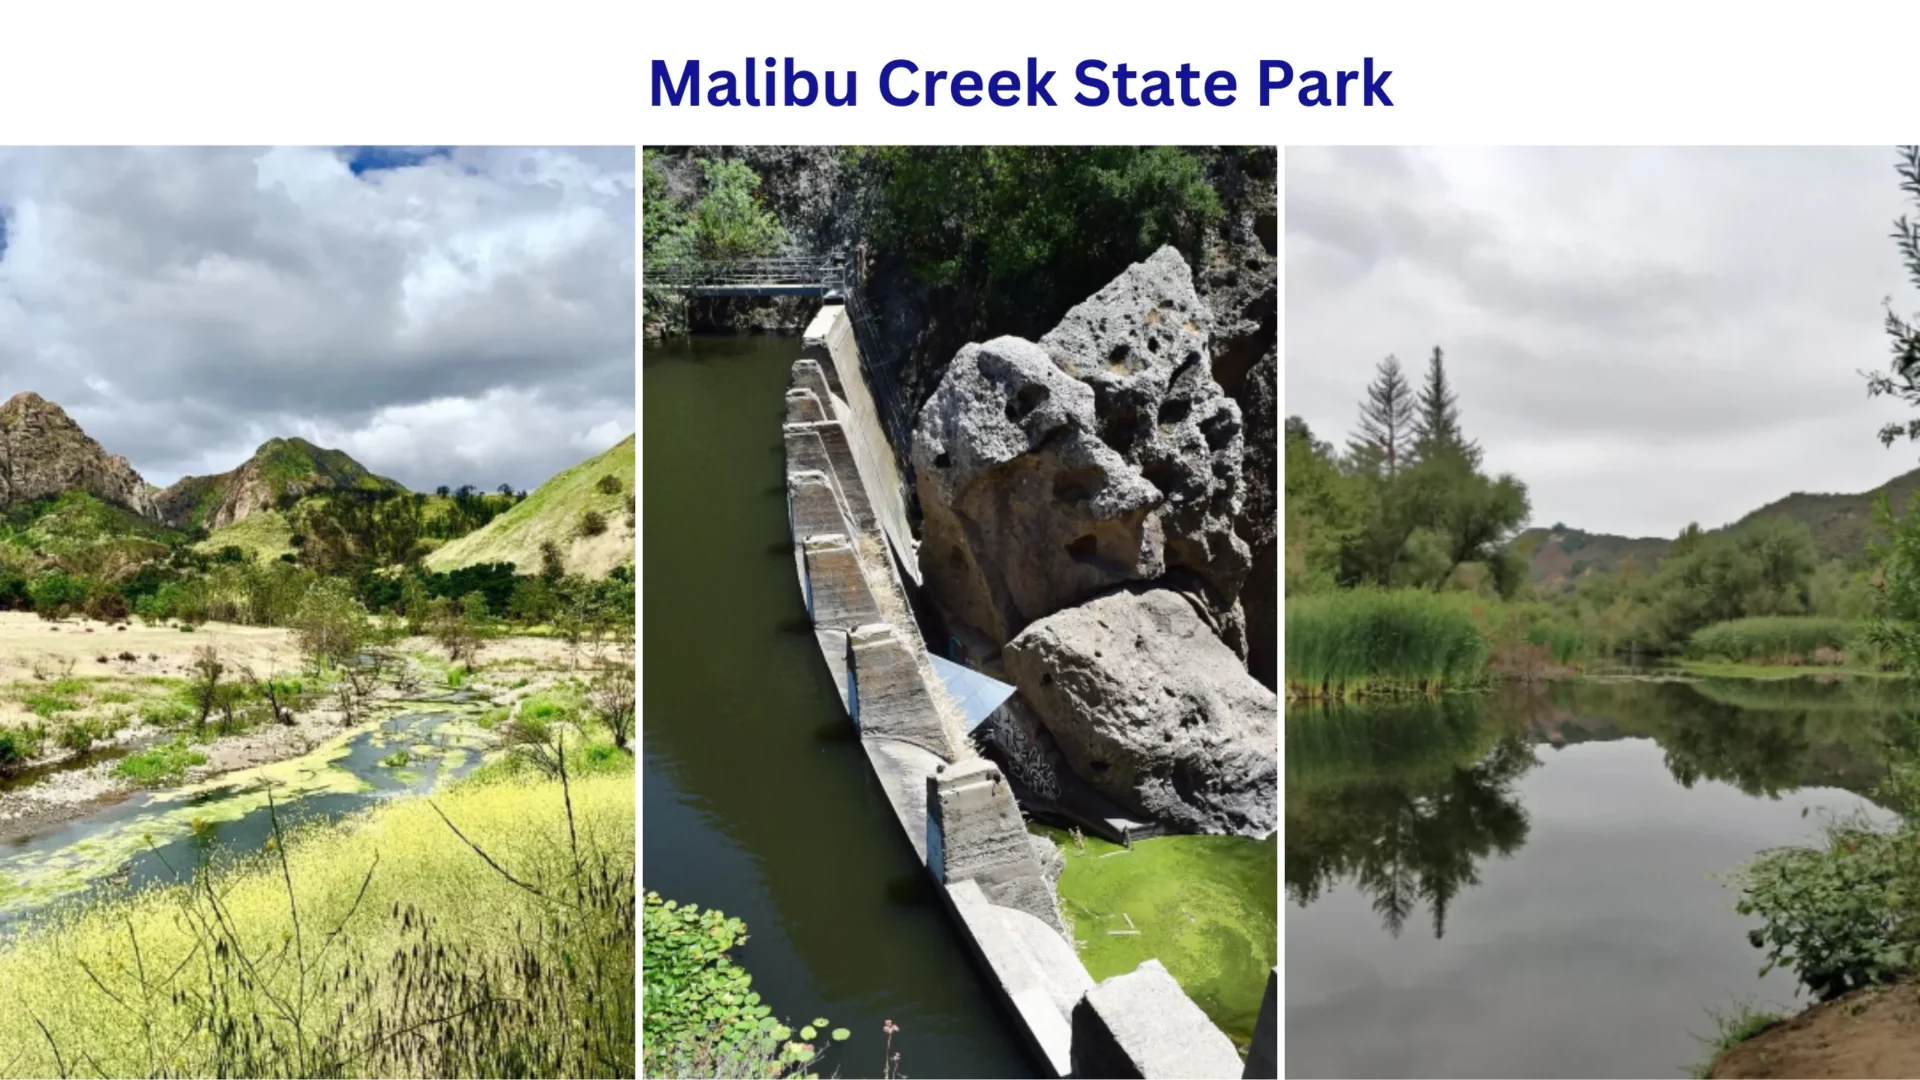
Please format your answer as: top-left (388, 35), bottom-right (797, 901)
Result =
top-left (1195, 148), bottom-right (1278, 690)
top-left (1003, 588), bottom-right (1277, 838)
top-left (912, 247), bottom-right (1249, 652)
top-left (0, 392), bottom-right (157, 518)
top-left (157, 437), bottom-right (399, 530)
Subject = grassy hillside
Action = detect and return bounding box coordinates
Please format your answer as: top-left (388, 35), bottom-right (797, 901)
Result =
top-left (1731, 465), bottom-right (1920, 566)
top-left (194, 507), bottom-right (296, 562)
top-left (159, 437), bottom-right (404, 530)
top-left (1517, 465), bottom-right (1920, 589)
top-left (425, 435), bottom-right (635, 578)
top-left (2, 490), bottom-right (185, 554)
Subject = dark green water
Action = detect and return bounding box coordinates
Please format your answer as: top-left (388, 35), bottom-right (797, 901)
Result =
top-left (1287, 677), bottom-right (1907, 1079)
top-left (642, 335), bottom-right (1031, 1079)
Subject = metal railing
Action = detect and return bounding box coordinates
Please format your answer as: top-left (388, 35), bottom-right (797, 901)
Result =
top-left (646, 254), bottom-right (845, 294)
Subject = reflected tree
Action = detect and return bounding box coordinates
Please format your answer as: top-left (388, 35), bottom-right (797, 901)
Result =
top-left (1287, 697), bottom-right (1536, 938)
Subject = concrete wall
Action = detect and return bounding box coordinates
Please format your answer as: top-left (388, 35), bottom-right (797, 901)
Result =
top-left (803, 305), bottom-right (920, 585)
top-left (1070, 960), bottom-right (1245, 1080)
top-left (783, 332), bottom-right (1242, 1080)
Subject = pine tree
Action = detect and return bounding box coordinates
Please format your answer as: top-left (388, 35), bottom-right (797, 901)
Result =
top-left (1349, 354), bottom-right (1416, 476)
top-left (1412, 346), bottom-right (1481, 465)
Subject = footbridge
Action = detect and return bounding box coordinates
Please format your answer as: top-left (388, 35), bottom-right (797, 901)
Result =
top-left (645, 253), bottom-right (848, 298)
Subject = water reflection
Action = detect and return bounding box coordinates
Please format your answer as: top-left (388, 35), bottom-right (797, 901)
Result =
top-left (1285, 675), bottom-right (1910, 1078)
top-left (1287, 697), bottom-right (1535, 938)
top-left (1287, 677), bottom-right (1911, 940)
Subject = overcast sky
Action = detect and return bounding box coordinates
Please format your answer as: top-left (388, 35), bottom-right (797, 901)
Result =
top-left (1287, 146), bottom-right (1920, 539)
top-left (0, 147), bottom-right (634, 492)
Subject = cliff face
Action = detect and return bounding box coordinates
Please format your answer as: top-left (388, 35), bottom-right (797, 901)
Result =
top-left (156, 437), bottom-right (400, 530)
top-left (0, 392), bottom-right (158, 518)
top-left (1193, 147), bottom-right (1278, 690)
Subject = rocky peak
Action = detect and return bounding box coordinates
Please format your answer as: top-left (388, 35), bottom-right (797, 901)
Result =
top-left (0, 392), bottom-right (158, 518)
top-left (157, 436), bottom-right (399, 531)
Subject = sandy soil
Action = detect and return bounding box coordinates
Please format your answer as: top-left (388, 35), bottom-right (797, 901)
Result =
top-left (0, 611), bottom-right (302, 684)
top-left (1711, 983), bottom-right (1920, 1078)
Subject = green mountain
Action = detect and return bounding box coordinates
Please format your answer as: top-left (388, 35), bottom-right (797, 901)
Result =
top-left (1727, 465), bottom-right (1920, 564)
top-left (1514, 526), bottom-right (1670, 591)
top-left (424, 436), bottom-right (634, 579)
top-left (1519, 464), bottom-right (1920, 590)
top-left (157, 437), bottom-right (404, 532)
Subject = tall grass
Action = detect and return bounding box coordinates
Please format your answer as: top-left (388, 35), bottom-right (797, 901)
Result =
top-left (0, 758), bottom-right (635, 1076)
top-left (1687, 616), bottom-right (1859, 664)
top-left (1286, 589), bottom-right (1490, 700)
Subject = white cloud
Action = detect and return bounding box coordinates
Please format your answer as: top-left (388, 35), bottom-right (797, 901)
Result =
top-left (1288, 147), bottom-right (1920, 537)
top-left (0, 146), bottom-right (633, 490)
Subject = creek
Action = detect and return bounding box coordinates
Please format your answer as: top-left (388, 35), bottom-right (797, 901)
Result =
top-left (0, 708), bottom-right (488, 933)
top-left (1286, 676), bottom-right (1909, 1078)
top-left (643, 334), bottom-right (1033, 1078)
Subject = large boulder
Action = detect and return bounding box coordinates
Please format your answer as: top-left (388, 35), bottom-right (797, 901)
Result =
top-left (912, 336), bottom-right (1166, 648)
top-left (1003, 588), bottom-right (1276, 837)
top-left (912, 247), bottom-right (1249, 651)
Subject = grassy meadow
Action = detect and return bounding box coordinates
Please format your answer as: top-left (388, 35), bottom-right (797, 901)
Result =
top-left (0, 755), bottom-right (635, 1078)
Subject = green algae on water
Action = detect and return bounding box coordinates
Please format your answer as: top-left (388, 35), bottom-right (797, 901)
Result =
top-left (1040, 826), bottom-right (1277, 1050)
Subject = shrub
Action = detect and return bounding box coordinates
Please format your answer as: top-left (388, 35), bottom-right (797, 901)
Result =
top-left (578, 509), bottom-right (608, 538)
top-left (1733, 820), bottom-right (1915, 1000)
top-left (595, 474), bottom-right (623, 495)
top-left (1688, 616), bottom-right (1856, 664)
top-left (113, 736), bottom-right (207, 785)
top-left (0, 725), bottom-right (46, 767)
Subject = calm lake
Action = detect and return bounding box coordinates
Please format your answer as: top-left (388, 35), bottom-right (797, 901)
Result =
top-left (1286, 676), bottom-right (1907, 1079)
top-left (643, 335), bottom-right (1032, 1078)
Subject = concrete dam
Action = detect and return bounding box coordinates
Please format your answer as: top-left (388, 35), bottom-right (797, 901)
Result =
top-left (782, 301), bottom-right (1277, 1080)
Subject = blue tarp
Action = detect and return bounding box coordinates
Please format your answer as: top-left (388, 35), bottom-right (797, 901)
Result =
top-left (927, 654), bottom-right (1016, 732)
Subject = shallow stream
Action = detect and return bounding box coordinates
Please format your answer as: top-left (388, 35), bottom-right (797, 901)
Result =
top-left (0, 709), bottom-right (488, 932)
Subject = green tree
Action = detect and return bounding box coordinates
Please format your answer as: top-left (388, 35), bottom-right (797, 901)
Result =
top-left (1416, 453), bottom-right (1530, 591)
top-left (1411, 346), bottom-right (1481, 466)
top-left (684, 159), bottom-right (788, 263)
top-left (865, 145), bottom-right (1223, 341)
top-left (1284, 416), bottom-right (1363, 594)
top-left (1646, 517), bottom-right (1817, 647)
top-left (1348, 355), bottom-right (1416, 478)
top-left (291, 578), bottom-right (371, 670)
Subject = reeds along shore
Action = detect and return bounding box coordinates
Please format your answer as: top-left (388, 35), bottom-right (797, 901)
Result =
top-left (1286, 589), bottom-right (1490, 701)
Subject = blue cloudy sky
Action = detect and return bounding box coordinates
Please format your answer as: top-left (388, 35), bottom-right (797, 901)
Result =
top-left (1288, 147), bottom-right (1920, 538)
top-left (0, 146), bottom-right (634, 491)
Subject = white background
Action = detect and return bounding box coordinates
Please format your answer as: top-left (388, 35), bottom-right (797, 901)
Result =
top-left (8, 2), bottom-right (1910, 1072)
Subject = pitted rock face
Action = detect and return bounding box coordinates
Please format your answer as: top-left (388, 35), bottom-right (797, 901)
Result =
top-left (0, 392), bottom-right (158, 518)
top-left (913, 336), bottom-right (1167, 646)
top-left (912, 246), bottom-right (1250, 650)
top-left (1003, 588), bottom-right (1277, 838)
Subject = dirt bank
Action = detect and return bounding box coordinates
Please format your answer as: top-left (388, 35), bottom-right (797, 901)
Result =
top-left (0, 611), bottom-right (300, 687)
top-left (1711, 983), bottom-right (1920, 1078)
